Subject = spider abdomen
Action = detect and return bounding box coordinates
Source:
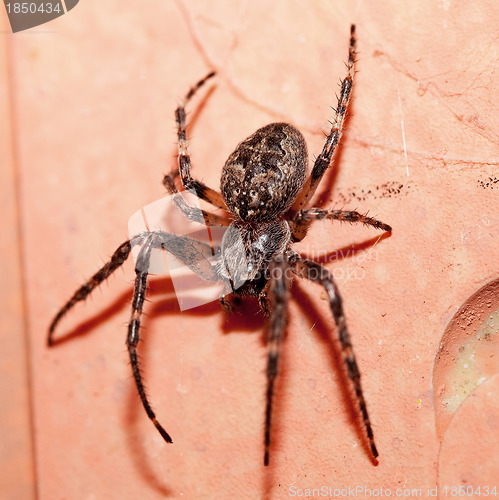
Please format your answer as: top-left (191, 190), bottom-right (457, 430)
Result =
top-left (220, 123), bottom-right (307, 222)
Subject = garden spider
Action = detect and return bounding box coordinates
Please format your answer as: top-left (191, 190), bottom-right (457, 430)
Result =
top-left (48, 25), bottom-right (391, 466)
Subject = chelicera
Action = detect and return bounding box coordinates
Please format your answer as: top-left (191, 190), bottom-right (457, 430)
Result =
top-left (49, 25), bottom-right (391, 466)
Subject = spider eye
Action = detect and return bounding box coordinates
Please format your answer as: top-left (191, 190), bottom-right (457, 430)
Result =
top-left (234, 188), bottom-right (240, 195)
top-left (250, 190), bottom-right (256, 197)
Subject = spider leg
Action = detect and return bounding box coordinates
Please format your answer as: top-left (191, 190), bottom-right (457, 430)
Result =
top-left (292, 254), bottom-right (379, 460)
top-left (263, 254), bottom-right (291, 466)
top-left (48, 232), bottom-right (219, 344)
top-left (126, 230), bottom-right (222, 445)
top-left (48, 235), bottom-right (146, 345)
top-left (174, 72), bottom-right (227, 210)
top-left (163, 171), bottom-right (230, 226)
top-left (290, 25), bottom-right (356, 226)
top-left (50, 229), bottom-right (223, 442)
top-left (292, 207), bottom-right (392, 240)
top-left (151, 231), bottom-right (220, 281)
top-left (127, 233), bottom-right (173, 443)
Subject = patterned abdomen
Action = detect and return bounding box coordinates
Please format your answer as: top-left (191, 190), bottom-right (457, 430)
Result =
top-left (221, 123), bottom-right (307, 222)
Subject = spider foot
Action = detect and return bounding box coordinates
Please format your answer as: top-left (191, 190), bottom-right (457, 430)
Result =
top-left (154, 417), bottom-right (173, 444)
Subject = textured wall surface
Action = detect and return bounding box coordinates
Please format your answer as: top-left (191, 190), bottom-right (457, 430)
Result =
top-left (1, 1), bottom-right (498, 498)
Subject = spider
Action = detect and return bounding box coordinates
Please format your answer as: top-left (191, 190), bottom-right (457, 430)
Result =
top-left (48, 24), bottom-right (391, 466)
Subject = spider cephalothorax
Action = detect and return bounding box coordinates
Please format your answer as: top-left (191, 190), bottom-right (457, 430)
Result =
top-left (49, 25), bottom-right (391, 467)
top-left (218, 218), bottom-right (291, 296)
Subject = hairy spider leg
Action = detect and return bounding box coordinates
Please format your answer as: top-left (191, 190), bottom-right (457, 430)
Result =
top-left (126, 229), bottom-right (224, 445)
top-left (264, 254), bottom-right (292, 466)
top-left (172, 71), bottom-right (227, 210)
top-left (49, 229), bottom-right (221, 440)
top-left (162, 171), bottom-right (230, 227)
top-left (292, 208), bottom-right (392, 240)
top-left (48, 235), bottom-right (144, 345)
top-left (292, 255), bottom-right (379, 460)
top-left (290, 24), bottom-right (357, 240)
top-left (48, 232), bottom-right (219, 341)
top-left (120, 231), bottom-right (220, 444)
top-left (127, 233), bottom-right (173, 443)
